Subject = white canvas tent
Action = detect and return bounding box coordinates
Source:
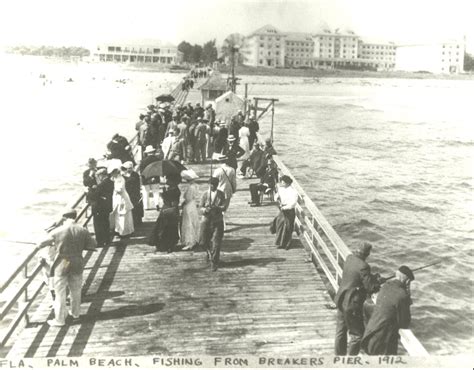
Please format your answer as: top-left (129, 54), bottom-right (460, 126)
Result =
top-left (215, 91), bottom-right (244, 125)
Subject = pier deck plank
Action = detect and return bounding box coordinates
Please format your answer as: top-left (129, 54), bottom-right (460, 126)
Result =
top-left (8, 163), bottom-right (336, 358)
top-left (7, 82), bottom-right (337, 357)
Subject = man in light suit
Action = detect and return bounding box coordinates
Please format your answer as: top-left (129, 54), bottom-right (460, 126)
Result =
top-left (213, 158), bottom-right (237, 212)
top-left (199, 177), bottom-right (226, 271)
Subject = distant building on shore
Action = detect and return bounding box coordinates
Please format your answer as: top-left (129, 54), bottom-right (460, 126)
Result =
top-left (396, 41), bottom-right (464, 74)
top-left (242, 24), bottom-right (395, 71)
top-left (242, 24), bottom-right (463, 74)
top-left (90, 41), bottom-right (182, 65)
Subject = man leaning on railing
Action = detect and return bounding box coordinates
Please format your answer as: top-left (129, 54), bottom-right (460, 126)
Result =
top-left (37, 209), bottom-right (97, 327)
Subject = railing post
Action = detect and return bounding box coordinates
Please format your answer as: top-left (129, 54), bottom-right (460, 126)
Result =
top-left (23, 265), bottom-right (29, 326)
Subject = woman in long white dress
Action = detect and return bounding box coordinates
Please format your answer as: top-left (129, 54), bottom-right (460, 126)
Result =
top-left (109, 167), bottom-right (134, 237)
top-left (238, 123), bottom-right (251, 160)
top-left (181, 176), bottom-right (200, 250)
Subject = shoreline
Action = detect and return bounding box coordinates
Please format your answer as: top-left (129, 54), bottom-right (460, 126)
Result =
top-left (218, 65), bottom-right (474, 80)
top-left (126, 63), bottom-right (474, 80)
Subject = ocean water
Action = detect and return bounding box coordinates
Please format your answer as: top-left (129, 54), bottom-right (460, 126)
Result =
top-left (241, 75), bottom-right (473, 355)
top-left (0, 54), bottom-right (472, 355)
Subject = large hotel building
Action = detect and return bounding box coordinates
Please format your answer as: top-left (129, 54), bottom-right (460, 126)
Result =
top-left (242, 25), bottom-right (464, 74)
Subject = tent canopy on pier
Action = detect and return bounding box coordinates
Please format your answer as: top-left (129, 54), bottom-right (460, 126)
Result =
top-left (215, 91), bottom-right (244, 125)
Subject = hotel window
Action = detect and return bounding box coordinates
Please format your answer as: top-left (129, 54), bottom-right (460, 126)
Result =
top-left (260, 36), bottom-right (264, 40)
top-left (260, 44), bottom-right (263, 47)
top-left (108, 46), bottom-right (115, 52)
top-left (259, 59), bottom-right (263, 64)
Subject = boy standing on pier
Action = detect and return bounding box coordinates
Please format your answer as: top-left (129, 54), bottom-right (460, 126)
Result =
top-left (199, 177), bottom-right (226, 271)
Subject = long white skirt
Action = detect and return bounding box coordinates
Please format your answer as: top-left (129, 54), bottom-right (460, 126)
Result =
top-left (110, 210), bottom-right (134, 236)
top-left (181, 201), bottom-right (200, 247)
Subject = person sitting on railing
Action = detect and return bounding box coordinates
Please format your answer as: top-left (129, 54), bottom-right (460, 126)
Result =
top-left (38, 209), bottom-right (97, 327)
top-left (361, 266), bottom-right (414, 355)
top-left (86, 167), bottom-right (113, 248)
top-left (263, 138), bottom-right (277, 159)
top-left (334, 242), bottom-right (382, 356)
top-left (248, 158), bottom-right (279, 207)
top-left (270, 175), bottom-right (298, 250)
top-left (239, 141), bottom-right (265, 178)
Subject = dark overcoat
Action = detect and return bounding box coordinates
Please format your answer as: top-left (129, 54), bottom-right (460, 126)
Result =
top-left (361, 280), bottom-right (411, 355)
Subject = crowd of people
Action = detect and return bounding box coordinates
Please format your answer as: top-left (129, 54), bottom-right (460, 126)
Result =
top-left (34, 89), bottom-right (415, 357)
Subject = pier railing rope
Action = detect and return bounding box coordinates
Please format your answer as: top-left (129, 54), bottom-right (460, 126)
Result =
top-left (272, 155), bottom-right (428, 356)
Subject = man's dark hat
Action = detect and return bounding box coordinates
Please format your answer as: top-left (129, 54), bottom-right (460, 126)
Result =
top-left (357, 242), bottom-right (373, 256)
top-left (62, 209), bottom-right (77, 219)
top-left (399, 265), bottom-right (415, 280)
top-left (209, 177), bottom-right (219, 186)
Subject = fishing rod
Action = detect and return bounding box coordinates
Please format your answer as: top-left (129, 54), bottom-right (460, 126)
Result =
top-left (382, 260), bottom-right (442, 282)
top-left (0, 239), bottom-right (37, 246)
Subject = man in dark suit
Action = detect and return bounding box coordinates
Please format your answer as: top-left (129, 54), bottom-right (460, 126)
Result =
top-left (248, 158), bottom-right (278, 206)
top-left (361, 266), bottom-right (414, 355)
top-left (199, 177), bottom-right (226, 271)
top-left (239, 142), bottom-right (265, 177)
top-left (334, 242), bottom-right (381, 355)
top-left (86, 168), bottom-right (113, 247)
top-left (221, 135), bottom-right (245, 170)
top-left (83, 158), bottom-right (97, 189)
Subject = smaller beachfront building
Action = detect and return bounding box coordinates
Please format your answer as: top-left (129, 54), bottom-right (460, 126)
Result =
top-left (90, 41), bottom-right (183, 65)
top-left (396, 41), bottom-right (464, 74)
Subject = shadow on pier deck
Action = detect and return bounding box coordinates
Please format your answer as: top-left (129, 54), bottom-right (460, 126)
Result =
top-left (8, 163), bottom-right (336, 358)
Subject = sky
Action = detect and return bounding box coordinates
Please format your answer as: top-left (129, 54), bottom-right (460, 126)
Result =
top-left (0, 0), bottom-right (473, 52)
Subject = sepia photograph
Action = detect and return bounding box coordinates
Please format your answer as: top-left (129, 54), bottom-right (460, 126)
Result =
top-left (0, 0), bottom-right (472, 368)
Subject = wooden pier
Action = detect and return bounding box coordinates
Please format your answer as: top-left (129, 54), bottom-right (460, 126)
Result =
top-left (1, 75), bottom-right (428, 358)
top-left (7, 163), bottom-right (335, 357)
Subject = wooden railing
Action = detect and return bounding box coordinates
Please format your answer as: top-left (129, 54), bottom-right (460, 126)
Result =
top-left (272, 155), bottom-right (429, 356)
top-left (0, 134), bottom-right (140, 349)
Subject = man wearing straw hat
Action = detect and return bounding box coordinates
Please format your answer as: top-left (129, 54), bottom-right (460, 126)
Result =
top-left (221, 134), bottom-right (245, 170)
top-left (38, 209), bottom-right (97, 326)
